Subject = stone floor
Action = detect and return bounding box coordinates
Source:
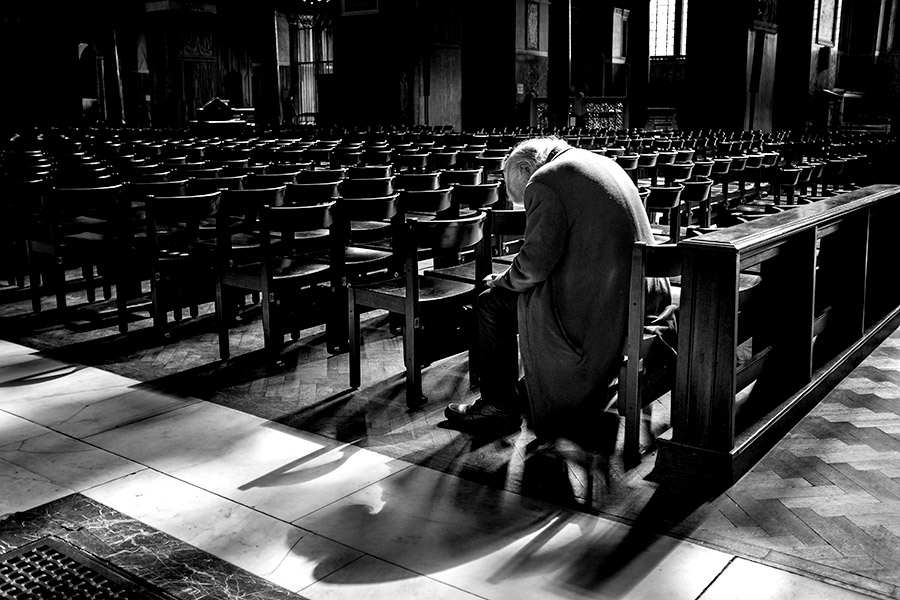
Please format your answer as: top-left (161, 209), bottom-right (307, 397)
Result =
top-left (1, 271), bottom-right (898, 599)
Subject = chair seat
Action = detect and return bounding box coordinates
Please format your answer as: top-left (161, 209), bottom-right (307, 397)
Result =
top-left (350, 220), bottom-right (392, 244)
top-left (224, 256), bottom-right (329, 285)
top-left (424, 259), bottom-right (508, 284)
top-left (157, 241), bottom-right (216, 262)
top-left (345, 245), bottom-right (392, 264)
top-left (356, 274), bottom-right (476, 304)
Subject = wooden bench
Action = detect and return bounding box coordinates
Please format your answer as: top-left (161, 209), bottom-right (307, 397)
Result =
top-left (656, 184), bottom-right (900, 491)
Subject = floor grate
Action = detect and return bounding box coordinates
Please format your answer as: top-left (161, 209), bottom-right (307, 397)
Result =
top-left (0, 537), bottom-right (175, 599)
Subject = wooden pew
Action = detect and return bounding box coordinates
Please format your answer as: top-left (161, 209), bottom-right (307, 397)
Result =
top-left (656, 184), bottom-right (900, 492)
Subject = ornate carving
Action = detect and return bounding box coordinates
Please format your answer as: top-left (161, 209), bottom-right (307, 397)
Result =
top-left (751, 0), bottom-right (778, 33)
top-left (181, 30), bottom-right (214, 60)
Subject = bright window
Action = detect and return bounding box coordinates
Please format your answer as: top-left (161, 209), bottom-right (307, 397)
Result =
top-left (650, 0), bottom-right (688, 57)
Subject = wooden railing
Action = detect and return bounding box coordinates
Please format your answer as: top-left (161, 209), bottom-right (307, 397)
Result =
top-left (656, 184), bottom-right (900, 490)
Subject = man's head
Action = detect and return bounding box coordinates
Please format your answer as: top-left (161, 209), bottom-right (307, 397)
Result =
top-left (503, 137), bottom-right (570, 204)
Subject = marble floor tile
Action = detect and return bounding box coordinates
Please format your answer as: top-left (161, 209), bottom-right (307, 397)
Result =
top-left (6, 384), bottom-right (198, 440)
top-left (301, 555), bottom-right (482, 600)
top-left (0, 456), bottom-right (72, 516)
top-left (294, 464), bottom-right (733, 600)
top-left (0, 427), bottom-right (144, 494)
top-left (0, 410), bottom-right (51, 447)
top-left (85, 468), bottom-right (364, 594)
top-left (85, 400), bottom-right (413, 522)
top-left (699, 558), bottom-right (880, 600)
top-left (0, 340), bottom-right (36, 361)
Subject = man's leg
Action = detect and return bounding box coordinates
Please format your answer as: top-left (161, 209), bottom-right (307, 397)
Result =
top-left (445, 287), bottom-right (521, 428)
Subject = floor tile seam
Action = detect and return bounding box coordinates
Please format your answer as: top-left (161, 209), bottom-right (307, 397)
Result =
top-left (760, 549), bottom-right (899, 600)
top-left (679, 529), bottom-right (896, 600)
top-left (692, 555), bottom-right (737, 600)
top-left (295, 552), bottom-right (492, 600)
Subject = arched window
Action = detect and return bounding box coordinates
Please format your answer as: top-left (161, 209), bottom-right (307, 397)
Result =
top-left (649, 0), bottom-right (688, 57)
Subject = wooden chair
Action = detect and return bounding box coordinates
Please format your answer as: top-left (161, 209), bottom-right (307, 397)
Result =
top-left (348, 211), bottom-right (489, 407)
top-left (618, 241), bottom-right (680, 466)
top-left (645, 185), bottom-right (684, 244)
top-left (680, 176), bottom-right (714, 229)
top-left (25, 183), bottom-right (127, 315)
top-left (215, 201), bottom-right (342, 363)
top-left (144, 191), bottom-right (222, 331)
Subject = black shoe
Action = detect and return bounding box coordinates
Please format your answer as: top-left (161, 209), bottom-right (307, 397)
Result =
top-left (444, 399), bottom-right (521, 431)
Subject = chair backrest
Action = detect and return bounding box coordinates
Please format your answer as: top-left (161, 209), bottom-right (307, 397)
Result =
top-left (451, 181), bottom-right (501, 210)
top-left (743, 154), bottom-right (764, 169)
top-left (126, 179), bottom-right (190, 202)
top-left (174, 166), bottom-right (222, 178)
top-left (614, 154), bottom-right (640, 170)
top-left (691, 160), bottom-right (714, 179)
top-left (246, 172), bottom-right (302, 188)
top-left (46, 183), bottom-right (125, 220)
top-left (260, 201), bottom-right (335, 236)
top-left (341, 176), bottom-right (394, 198)
top-left (727, 155), bottom-right (749, 172)
top-left (440, 168), bottom-right (483, 187)
top-left (267, 162), bottom-right (313, 174)
top-left (645, 185), bottom-right (683, 210)
top-left (394, 171), bottom-right (441, 191)
top-left (338, 193), bottom-right (399, 223)
top-left (711, 158), bottom-right (732, 175)
top-left (638, 153), bottom-right (658, 168)
top-left (427, 151), bottom-right (458, 170)
top-left (347, 165), bottom-right (392, 179)
top-left (219, 186), bottom-right (287, 217)
top-left (675, 149), bottom-right (695, 163)
top-left (679, 177), bottom-right (713, 203)
top-left (145, 191), bottom-right (221, 222)
top-left (661, 162), bottom-right (694, 183)
top-left (656, 151), bottom-right (677, 166)
top-left (408, 210), bottom-right (486, 251)
top-left (397, 187), bottom-right (453, 217)
top-left (296, 168), bottom-right (346, 183)
top-left (189, 174), bottom-right (246, 193)
top-left (284, 181), bottom-right (342, 206)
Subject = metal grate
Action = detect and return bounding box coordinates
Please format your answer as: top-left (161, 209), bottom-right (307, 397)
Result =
top-left (0, 537), bottom-right (175, 600)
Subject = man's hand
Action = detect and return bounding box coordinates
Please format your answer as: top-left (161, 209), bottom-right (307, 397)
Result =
top-left (483, 274), bottom-right (501, 288)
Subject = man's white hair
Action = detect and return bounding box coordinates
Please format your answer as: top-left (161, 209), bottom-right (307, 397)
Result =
top-left (503, 137), bottom-right (571, 200)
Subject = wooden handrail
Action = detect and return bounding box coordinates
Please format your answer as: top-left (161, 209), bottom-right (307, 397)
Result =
top-left (656, 184), bottom-right (900, 491)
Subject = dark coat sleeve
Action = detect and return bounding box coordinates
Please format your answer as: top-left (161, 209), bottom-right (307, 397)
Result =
top-left (494, 182), bottom-right (567, 293)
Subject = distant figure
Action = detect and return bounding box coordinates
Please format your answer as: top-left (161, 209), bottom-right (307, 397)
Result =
top-left (282, 94), bottom-right (297, 126)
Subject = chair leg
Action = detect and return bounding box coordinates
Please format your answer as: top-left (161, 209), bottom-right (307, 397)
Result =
top-left (215, 278), bottom-right (230, 360)
top-left (262, 290), bottom-right (277, 367)
top-left (30, 262), bottom-right (42, 312)
top-left (83, 265), bottom-right (96, 303)
top-left (327, 281), bottom-right (349, 355)
top-left (150, 272), bottom-right (166, 330)
top-left (349, 287), bottom-right (361, 389)
top-left (404, 307), bottom-right (426, 408)
top-left (53, 260), bottom-right (67, 311)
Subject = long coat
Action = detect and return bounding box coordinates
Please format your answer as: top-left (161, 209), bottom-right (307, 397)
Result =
top-left (495, 147), bottom-right (663, 439)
